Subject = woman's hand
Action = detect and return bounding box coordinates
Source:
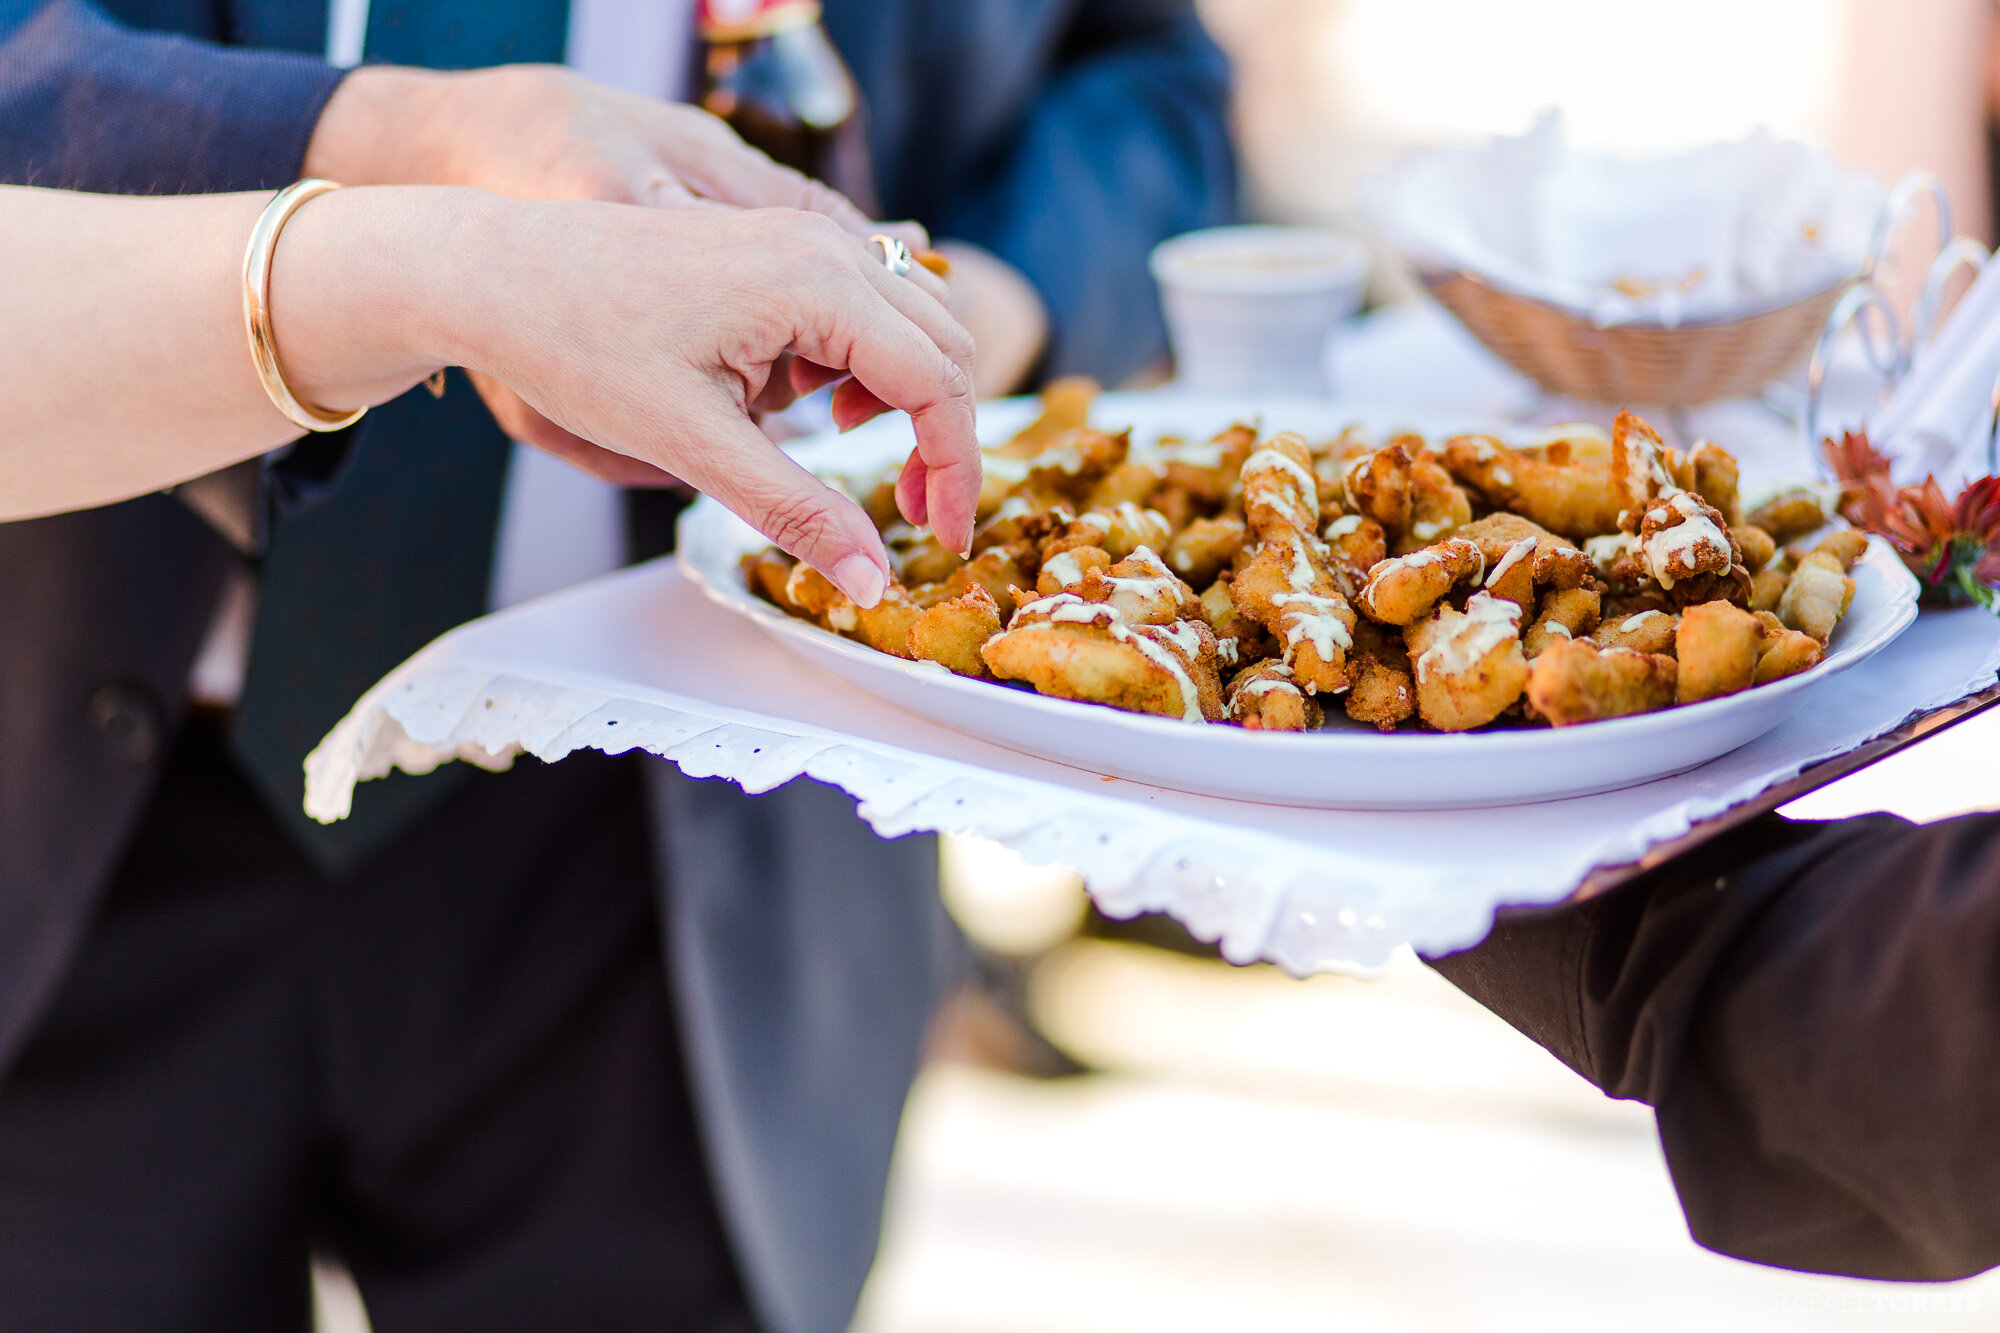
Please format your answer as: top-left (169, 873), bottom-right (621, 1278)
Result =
top-left (395, 196), bottom-right (978, 604)
top-left (306, 64), bottom-right (933, 481)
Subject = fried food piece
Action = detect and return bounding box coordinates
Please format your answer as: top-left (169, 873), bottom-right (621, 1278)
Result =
top-left (1356, 538), bottom-right (1485, 626)
top-left (1405, 591), bottom-right (1528, 732)
top-left (1453, 513), bottom-right (1595, 601)
top-left (1165, 516), bottom-right (1246, 589)
top-left (982, 599), bottom-right (1222, 723)
top-left (1321, 513), bottom-right (1389, 596)
top-left (1804, 528), bottom-right (1869, 571)
top-left (1233, 537), bottom-right (1357, 692)
top-left (1241, 432), bottom-right (1322, 538)
top-left (1777, 551), bottom-right (1855, 643)
top-left (1675, 601), bottom-right (1763, 703)
top-left (1086, 460), bottom-right (1165, 511)
top-left (1526, 638), bottom-right (1678, 726)
top-left (889, 527), bottom-right (966, 586)
top-left (742, 549), bottom-right (800, 612)
top-left (1075, 547), bottom-right (1202, 626)
top-left (1055, 501), bottom-right (1172, 562)
top-left (1196, 579), bottom-right (1274, 669)
top-left (1744, 487), bottom-right (1828, 544)
top-left (1226, 661), bottom-right (1323, 732)
top-left (1755, 621), bottom-right (1825, 683)
top-left (1731, 525), bottom-right (1778, 573)
top-left (1024, 427), bottom-right (1131, 498)
top-left (1345, 619), bottom-right (1416, 731)
top-left (821, 584), bottom-right (924, 659)
top-left (783, 561), bottom-right (844, 619)
top-left (1680, 440), bottom-right (1742, 525)
top-left (944, 541), bottom-right (1037, 617)
top-left (1036, 544), bottom-right (1112, 596)
top-left (1481, 535), bottom-right (1540, 608)
top-left (997, 375), bottom-right (1098, 455)
top-left (1341, 438), bottom-right (1474, 550)
top-left (1523, 586), bottom-right (1601, 657)
top-left (1746, 566), bottom-right (1787, 614)
top-left (1442, 433), bottom-right (1624, 540)
top-left (908, 585), bottom-right (1003, 678)
top-left (1584, 532), bottom-right (1646, 590)
top-left (1634, 490), bottom-right (1741, 592)
top-left (1593, 607), bottom-right (1677, 656)
top-left (1610, 410), bottom-right (1675, 520)
top-left (1156, 423), bottom-right (1256, 512)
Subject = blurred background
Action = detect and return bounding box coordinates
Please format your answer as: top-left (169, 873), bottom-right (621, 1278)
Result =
top-left (302, 2), bottom-right (2000, 1328)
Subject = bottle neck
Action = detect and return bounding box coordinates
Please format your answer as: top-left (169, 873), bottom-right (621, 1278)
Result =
top-left (699, 0), bottom-right (822, 43)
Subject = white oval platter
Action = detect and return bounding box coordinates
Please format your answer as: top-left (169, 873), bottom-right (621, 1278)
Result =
top-left (679, 392), bottom-right (1920, 810)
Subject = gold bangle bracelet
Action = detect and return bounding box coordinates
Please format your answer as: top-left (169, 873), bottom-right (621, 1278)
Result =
top-left (242, 178), bottom-right (367, 433)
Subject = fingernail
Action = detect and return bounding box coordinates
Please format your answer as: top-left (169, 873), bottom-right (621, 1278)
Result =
top-left (831, 553), bottom-right (886, 609)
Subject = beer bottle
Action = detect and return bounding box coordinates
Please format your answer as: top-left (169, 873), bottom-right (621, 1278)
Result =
top-left (698, 0), bottom-right (879, 217)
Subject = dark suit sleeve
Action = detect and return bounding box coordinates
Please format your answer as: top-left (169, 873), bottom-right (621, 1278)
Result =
top-left (926, 0), bottom-right (1236, 386)
top-left (0, 0), bottom-right (343, 194)
top-left (1429, 810), bottom-right (2000, 1281)
top-left (0, 0), bottom-right (352, 516)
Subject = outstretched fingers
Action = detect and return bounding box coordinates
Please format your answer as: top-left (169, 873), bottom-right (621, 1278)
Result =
top-left (674, 419), bottom-right (893, 606)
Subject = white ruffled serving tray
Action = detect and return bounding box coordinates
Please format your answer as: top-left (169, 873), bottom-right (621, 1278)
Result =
top-left (304, 550), bottom-right (2000, 973)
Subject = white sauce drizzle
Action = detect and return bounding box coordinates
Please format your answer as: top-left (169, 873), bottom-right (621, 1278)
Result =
top-left (1323, 514), bottom-right (1363, 540)
top-left (1485, 536), bottom-right (1537, 589)
top-left (1415, 591), bottom-right (1520, 683)
top-left (1041, 550), bottom-right (1085, 588)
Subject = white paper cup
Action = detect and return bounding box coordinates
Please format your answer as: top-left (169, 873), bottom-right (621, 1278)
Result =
top-left (1149, 226), bottom-right (1370, 395)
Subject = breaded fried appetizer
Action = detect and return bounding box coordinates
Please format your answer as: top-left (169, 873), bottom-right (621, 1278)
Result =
top-left (1321, 512), bottom-right (1389, 595)
top-left (943, 541), bottom-right (1037, 617)
top-left (823, 584), bottom-right (925, 659)
top-left (1226, 661), bottom-right (1323, 732)
top-left (1777, 551), bottom-right (1856, 643)
top-left (1745, 486), bottom-right (1828, 544)
top-left (1035, 544), bottom-right (1112, 596)
top-left (1523, 586), bottom-right (1601, 657)
top-left (1233, 536), bottom-right (1356, 693)
top-left (1593, 607), bottom-right (1677, 656)
top-left (908, 585), bottom-right (1004, 678)
top-left (1074, 547), bottom-right (1201, 626)
top-left (1634, 490), bottom-right (1740, 592)
top-left (1441, 433), bottom-right (1625, 540)
top-left (1675, 601), bottom-right (1763, 703)
top-left (1526, 638), bottom-right (1677, 726)
top-left (981, 594), bottom-right (1223, 722)
top-left (1357, 538), bottom-right (1485, 626)
top-left (1165, 516), bottom-right (1246, 589)
top-left (1345, 619), bottom-right (1416, 732)
top-left (1405, 591), bottom-right (1529, 732)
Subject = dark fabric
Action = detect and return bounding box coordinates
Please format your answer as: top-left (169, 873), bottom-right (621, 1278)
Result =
top-left (826, 0), bottom-right (1237, 386)
top-left (0, 498), bottom-right (233, 1077)
top-left (0, 723), bottom-right (754, 1333)
top-left (0, 0), bottom-right (340, 193)
top-left (1429, 810), bottom-right (2000, 1282)
top-left (231, 374), bottom-right (515, 873)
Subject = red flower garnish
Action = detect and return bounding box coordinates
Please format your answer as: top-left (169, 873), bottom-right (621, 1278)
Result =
top-left (1821, 432), bottom-right (2000, 611)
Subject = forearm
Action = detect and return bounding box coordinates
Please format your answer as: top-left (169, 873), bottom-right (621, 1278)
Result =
top-left (0, 184), bottom-right (472, 520)
top-left (1431, 811), bottom-right (2000, 1280)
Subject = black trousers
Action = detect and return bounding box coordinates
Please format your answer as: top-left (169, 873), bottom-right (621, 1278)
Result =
top-left (0, 723), bottom-right (755, 1332)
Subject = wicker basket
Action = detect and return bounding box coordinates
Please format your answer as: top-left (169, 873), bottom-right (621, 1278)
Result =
top-left (1422, 269), bottom-right (1851, 407)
